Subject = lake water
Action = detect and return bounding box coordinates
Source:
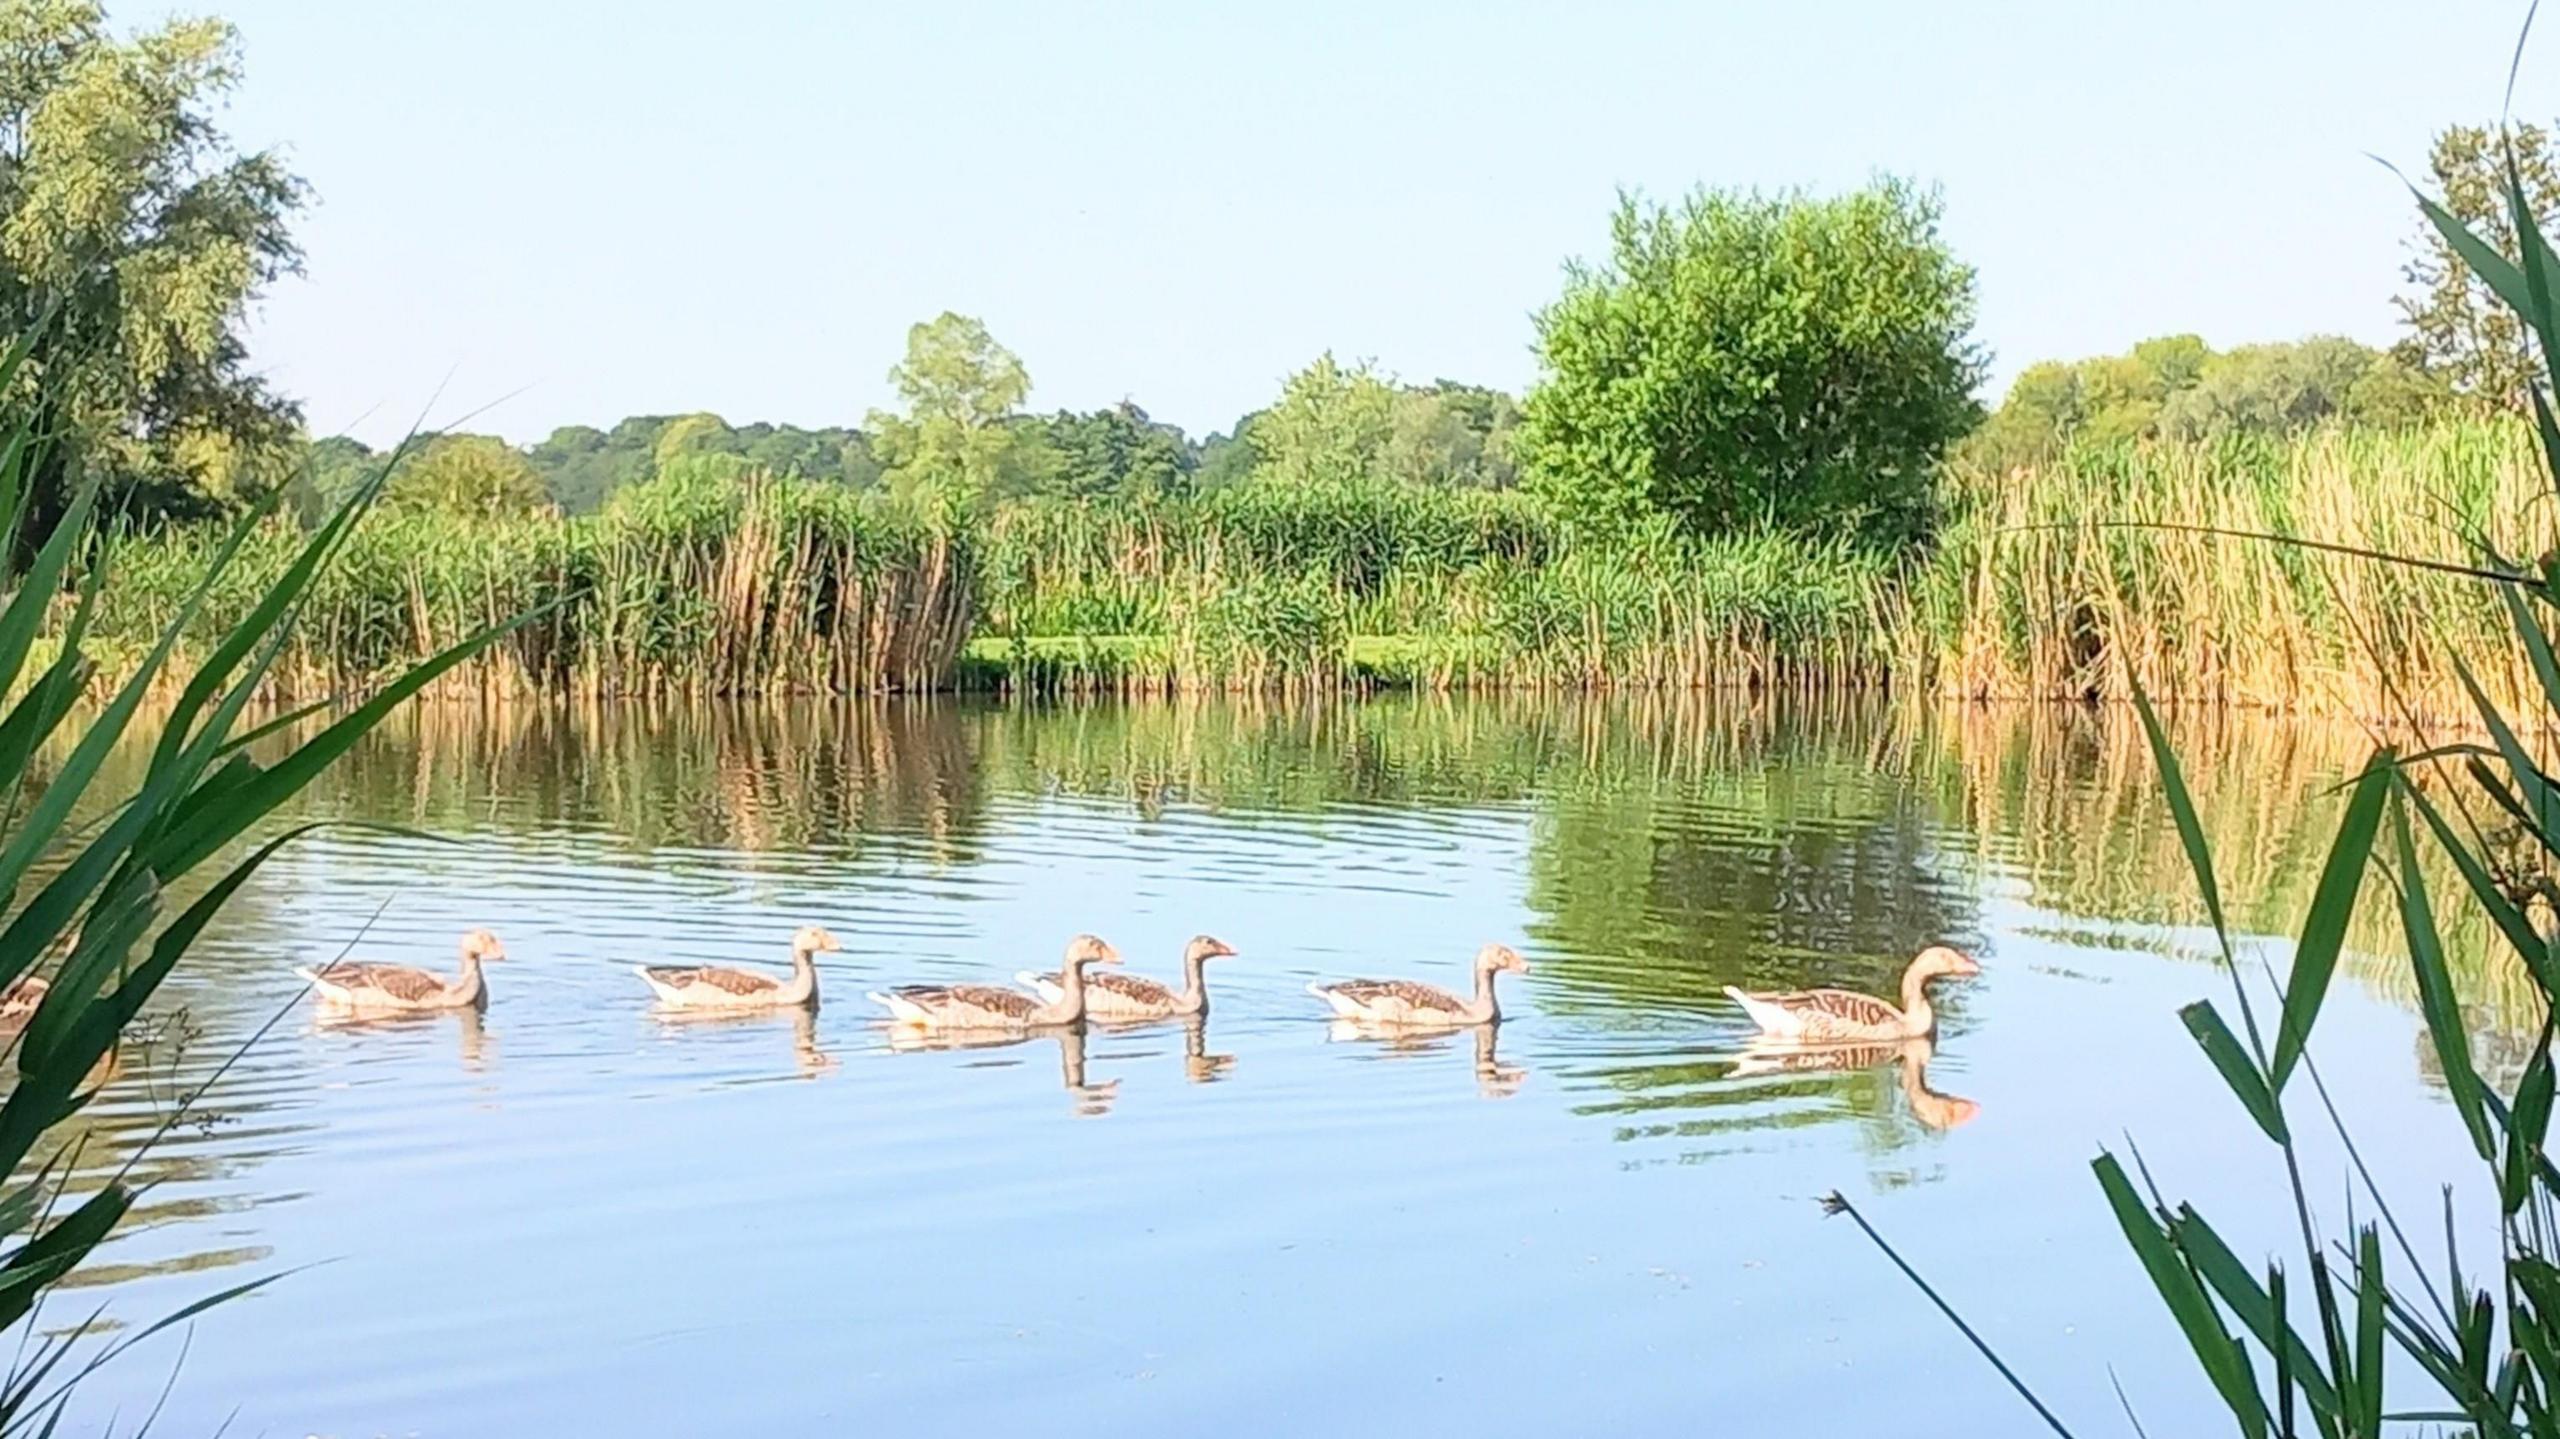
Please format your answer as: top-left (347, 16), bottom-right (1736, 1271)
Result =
top-left (38, 695), bottom-right (2510, 1435)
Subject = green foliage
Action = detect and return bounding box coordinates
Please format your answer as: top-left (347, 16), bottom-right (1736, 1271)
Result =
top-left (869, 312), bottom-right (1032, 517)
top-left (1961, 335), bottom-right (2450, 471)
top-left (382, 434), bottom-right (549, 517)
top-left (1007, 401), bottom-right (1195, 500)
top-left (2396, 120), bottom-right (2560, 411)
top-left (1518, 179), bottom-right (1983, 546)
top-left (0, 0), bottom-right (307, 541)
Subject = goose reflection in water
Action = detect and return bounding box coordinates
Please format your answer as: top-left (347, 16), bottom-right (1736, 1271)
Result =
top-left (313, 1002), bottom-right (491, 1071)
top-left (884, 1023), bottom-right (1119, 1116)
top-left (1729, 1035), bottom-right (1978, 1132)
top-left (649, 1003), bottom-right (834, 1079)
top-left (1325, 1018), bottom-right (1527, 1099)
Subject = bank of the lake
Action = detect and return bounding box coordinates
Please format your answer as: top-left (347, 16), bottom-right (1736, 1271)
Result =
top-left (70, 417), bottom-right (2553, 720)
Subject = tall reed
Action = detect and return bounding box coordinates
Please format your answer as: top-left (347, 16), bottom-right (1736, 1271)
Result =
top-left (83, 461), bottom-right (972, 698)
top-left (1919, 420), bottom-right (2549, 720)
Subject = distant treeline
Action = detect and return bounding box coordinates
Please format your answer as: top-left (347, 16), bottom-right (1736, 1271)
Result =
top-left (296, 372), bottom-right (1522, 521)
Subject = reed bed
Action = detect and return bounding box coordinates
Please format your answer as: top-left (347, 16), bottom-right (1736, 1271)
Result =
top-left (1917, 419), bottom-right (2554, 720)
top-left (977, 479), bottom-right (1896, 694)
top-left (61, 418), bottom-right (2560, 710)
top-left (82, 463), bottom-right (972, 698)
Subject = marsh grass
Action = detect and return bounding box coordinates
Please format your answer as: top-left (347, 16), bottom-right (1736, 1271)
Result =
top-left (85, 462), bottom-right (971, 698)
top-left (1923, 421), bottom-right (2554, 721)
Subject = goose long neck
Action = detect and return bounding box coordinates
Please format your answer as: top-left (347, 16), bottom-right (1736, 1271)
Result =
top-left (1044, 959), bottom-right (1088, 1023)
top-left (1899, 964), bottom-right (1935, 1031)
top-left (1472, 962), bottom-right (1500, 1022)
top-left (1178, 951), bottom-right (1210, 1014)
top-left (783, 943), bottom-right (819, 1003)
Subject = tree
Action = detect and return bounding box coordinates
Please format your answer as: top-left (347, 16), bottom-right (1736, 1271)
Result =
top-left (1385, 381), bottom-right (1521, 488)
top-left (0, 1), bottom-right (307, 542)
top-left (2396, 121), bottom-right (2560, 411)
top-left (1959, 334), bottom-right (2453, 469)
top-left (383, 434), bottom-right (547, 517)
top-left (1517, 180), bottom-right (1983, 545)
top-left (1012, 402), bottom-right (1195, 499)
top-left (869, 312), bottom-right (1032, 514)
top-left (1252, 354), bottom-right (1395, 490)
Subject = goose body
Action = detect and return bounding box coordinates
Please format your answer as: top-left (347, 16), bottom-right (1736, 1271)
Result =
top-left (873, 934), bottom-right (1121, 1029)
top-left (300, 929), bottom-right (506, 1012)
top-left (1308, 943), bottom-right (1529, 1027)
top-left (636, 925), bottom-right (837, 1011)
top-left (1017, 934), bottom-right (1235, 1021)
top-left (0, 974), bottom-right (46, 1025)
top-left (1724, 945), bottom-right (1979, 1043)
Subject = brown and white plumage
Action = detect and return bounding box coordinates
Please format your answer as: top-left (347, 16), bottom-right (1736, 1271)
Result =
top-left (872, 934), bottom-right (1121, 1029)
top-left (636, 924), bottom-right (837, 1010)
top-left (1017, 934), bottom-right (1236, 1021)
top-left (1308, 943), bottom-right (1529, 1027)
top-left (299, 929), bottom-right (506, 1012)
top-left (0, 974), bottom-right (47, 1025)
top-left (1725, 945), bottom-right (1980, 1043)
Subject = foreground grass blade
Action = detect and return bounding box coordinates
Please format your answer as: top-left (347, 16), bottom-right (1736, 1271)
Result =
top-left (2181, 1001), bottom-right (2287, 1142)
top-left (2270, 750), bottom-right (2392, 1093)
top-left (2094, 1153), bottom-right (2270, 1436)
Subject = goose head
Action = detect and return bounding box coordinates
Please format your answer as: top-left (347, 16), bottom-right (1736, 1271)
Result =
top-left (1064, 934), bottom-right (1123, 970)
top-left (460, 929), bottom-right (507, 963)
top-left (792, 924), bottom-right (843, 955)
top-left (1185, 935), bottom-right (1238, 965)
top-left (1911, 945), bottom-right (1979, 985)
top-left (1476, 942), bottom-right (1530, 976)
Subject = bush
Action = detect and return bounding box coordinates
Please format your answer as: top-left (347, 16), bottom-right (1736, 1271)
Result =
top-left (1517, 179), bottom-right (1983, 547)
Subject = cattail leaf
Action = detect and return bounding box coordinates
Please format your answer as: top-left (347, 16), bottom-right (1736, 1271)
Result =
top-left (2271, 749), bottom-right (2391, 1092)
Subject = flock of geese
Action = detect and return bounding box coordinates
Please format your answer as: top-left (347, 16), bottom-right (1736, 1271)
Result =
top-left (4, 925), bottom-right (1984, 1120)
top-left (278, 925), bottom-right (1979, 1042)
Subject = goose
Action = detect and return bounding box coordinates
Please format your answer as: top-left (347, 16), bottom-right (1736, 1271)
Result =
top-left (870, 934), bottom-right (1121, 1029)
top-left (636, 925), bottom-right (838, 1010)
top-left (1017, 934), bottom-right (1236, 1021)
top-left (1724, 945), bottom-right (1979, 1043)
top-left (299, 929), bottom-right (507, 1012)
top-left (1732, 1035), bottom-right (1981, 1132)
top-left (1308, 943), bottom-right (1529, 1026)
top-left (0, 974), bottom-right (46, 1026)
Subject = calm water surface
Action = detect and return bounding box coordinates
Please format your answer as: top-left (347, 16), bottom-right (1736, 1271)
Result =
top-left (42, 696), bottom-right (2504, 1435)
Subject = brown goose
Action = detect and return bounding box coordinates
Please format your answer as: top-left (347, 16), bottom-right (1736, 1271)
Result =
top-left (1308, 943), bottom-right (1529, 1026)
top-left (1017, 934), bottom-right (1236, 1020)
top-left (637, 925), bottom-right (837, 1010)
top-left (300, 929), bottom-right (507, 1012)
top-left (870, 934), bottom-right (1121, 1029)
top-left (0, 974), bottom-right (46, 1026)
top-left (1725, 945), bottom-right (1979, 1043)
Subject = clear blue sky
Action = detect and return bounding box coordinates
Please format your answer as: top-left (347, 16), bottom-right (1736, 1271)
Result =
top-left (150, 1), bottom-right (2560, 446)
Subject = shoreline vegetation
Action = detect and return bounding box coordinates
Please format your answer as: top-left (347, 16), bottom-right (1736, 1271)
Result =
top-left (62, 415), bottom-right (2554, 721)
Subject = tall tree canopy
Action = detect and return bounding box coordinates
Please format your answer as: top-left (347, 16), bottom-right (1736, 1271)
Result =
top-left (0, 0), bottom-right (306, 539)
top-left (869, 312), bottom-right (1032, 513)
top-left (1961, 334), bottom-right (2448, 471)
top-left (1517, 180), bottom-right (1982, 546)
top-left (2396, 121), bottom-right (2560, 412)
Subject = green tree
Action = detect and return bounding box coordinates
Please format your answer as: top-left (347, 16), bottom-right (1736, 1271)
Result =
top-left (652, 411), bottom-right (735, 469)
top-left (384, 434), bottom-right (547, 516)
top-left (1252, 354), bottom-right (1395, 489)
top-left (2395, 121), bottom-right (2560, 411)
top-left (1385, 381), bottom-right (1521, 488)
top-left (869, 312), bottom-right (1031, 513)
top-left (1518, 180), bottom-right (1982, 545)
top-left (1013, 402), bottom-right (1195, 499)
top-left (0, 1), bottom-right (307, 541)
